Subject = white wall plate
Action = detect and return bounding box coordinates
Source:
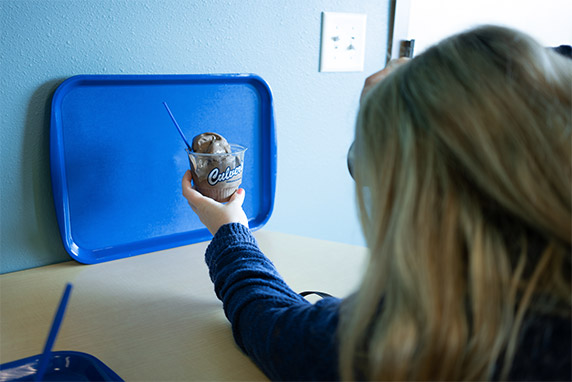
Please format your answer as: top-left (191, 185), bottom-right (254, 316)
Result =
top-left (320, 12), bottom-right (367, 72)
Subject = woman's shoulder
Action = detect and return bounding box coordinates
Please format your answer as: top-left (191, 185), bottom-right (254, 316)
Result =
top-left (508, 312), bottom-right (571, 381)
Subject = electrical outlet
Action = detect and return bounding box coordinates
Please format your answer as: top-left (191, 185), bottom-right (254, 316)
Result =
top-left (319, 12), bottom-right (367, 72)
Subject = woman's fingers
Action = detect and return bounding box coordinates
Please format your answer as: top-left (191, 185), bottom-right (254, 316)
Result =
top-left (182, 170), bottom-right (214, 213)
top-left (360, 58), bottom-right (410, 102)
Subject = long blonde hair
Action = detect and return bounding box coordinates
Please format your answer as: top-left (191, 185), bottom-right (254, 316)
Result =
top-left (340, 25), bottom-right (572, 380)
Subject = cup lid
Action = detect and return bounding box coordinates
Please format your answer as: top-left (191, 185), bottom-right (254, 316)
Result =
top-left (186, 143), bottom-right (247, 156)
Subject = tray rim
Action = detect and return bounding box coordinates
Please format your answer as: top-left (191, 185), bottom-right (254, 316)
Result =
top-left (0, 350), bottom-right (123, 381)
top-left (50, 73), bottom-right (276, 264)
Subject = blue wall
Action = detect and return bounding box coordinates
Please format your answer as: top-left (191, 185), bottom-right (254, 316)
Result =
top-left (0, 0), bottom-right (389, 273)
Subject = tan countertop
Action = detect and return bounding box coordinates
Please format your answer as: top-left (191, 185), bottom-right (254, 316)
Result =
top-left (0, 230), bottom-right (367, 381)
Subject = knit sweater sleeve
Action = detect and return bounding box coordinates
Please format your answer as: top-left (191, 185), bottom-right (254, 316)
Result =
top-left (205, 223), bottom-right (341, 381)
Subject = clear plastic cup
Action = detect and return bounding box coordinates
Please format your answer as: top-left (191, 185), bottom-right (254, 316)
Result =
top-left (186, 144), bottom-right (247, 202)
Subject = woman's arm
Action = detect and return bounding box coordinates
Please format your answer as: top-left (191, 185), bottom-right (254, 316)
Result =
top-left (182, 173), bottom-right (341, 380)
top-left (205, 223), bottom-right (341, 381)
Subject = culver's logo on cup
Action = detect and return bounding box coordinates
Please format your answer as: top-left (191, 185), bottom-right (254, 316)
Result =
top-left (207, 164), bottom-right (243, 186)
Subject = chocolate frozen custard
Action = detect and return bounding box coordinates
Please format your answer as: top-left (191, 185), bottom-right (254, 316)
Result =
top-left (192, 132), bottom-right (231, 154)
top-left (187, 132), bottom-right (246, 202)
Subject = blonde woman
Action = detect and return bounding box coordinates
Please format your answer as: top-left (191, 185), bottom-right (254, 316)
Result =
top-left (182, 25), bottom-right (571, 381)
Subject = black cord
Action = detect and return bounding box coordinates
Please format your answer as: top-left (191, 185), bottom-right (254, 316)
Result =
top-left (299, 291), bottom-right (333, 299)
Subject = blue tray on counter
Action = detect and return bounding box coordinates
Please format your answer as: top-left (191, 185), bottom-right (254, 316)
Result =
top-left (0, 351), bottom-right (123, 381)
top-left (50, 74), bottom-right (276, 264)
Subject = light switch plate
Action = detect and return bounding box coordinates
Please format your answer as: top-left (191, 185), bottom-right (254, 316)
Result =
top-left (319, 12), bottom-right (367, 72)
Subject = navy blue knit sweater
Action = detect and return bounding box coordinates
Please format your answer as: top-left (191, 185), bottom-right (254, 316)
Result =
top-left (205, 223), bottom-right (571, 381)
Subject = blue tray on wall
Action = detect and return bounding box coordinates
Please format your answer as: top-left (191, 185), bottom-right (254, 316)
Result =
top-left (50, 74), bottom-right (276, 264)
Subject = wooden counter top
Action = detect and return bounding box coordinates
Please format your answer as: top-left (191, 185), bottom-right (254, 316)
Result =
top-left (0, 230), bottom-right (367, 381)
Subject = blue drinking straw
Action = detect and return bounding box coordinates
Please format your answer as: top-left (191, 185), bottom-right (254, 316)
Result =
top-left (163, 102), bottom-right (192, 151)
top-left (35, 283), bottom-right (73, 382)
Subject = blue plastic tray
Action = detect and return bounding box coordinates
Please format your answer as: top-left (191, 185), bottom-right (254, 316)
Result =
top-left (0, 351), bottom-right (123, 381)
top-left (50, 74), bottom-right (276, 264)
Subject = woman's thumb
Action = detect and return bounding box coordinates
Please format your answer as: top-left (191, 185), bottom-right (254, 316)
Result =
top-left (228, 188), bottom-right (246, 206)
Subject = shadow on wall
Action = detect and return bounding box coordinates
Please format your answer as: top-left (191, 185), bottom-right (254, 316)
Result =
top-left (22, 78), bottom-right (69, 266)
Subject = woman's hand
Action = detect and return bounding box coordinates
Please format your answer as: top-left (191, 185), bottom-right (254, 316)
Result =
top-left (360, 57), bottom-right (410, 102)
top-left (182, 170), bottom-right (249, 235)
